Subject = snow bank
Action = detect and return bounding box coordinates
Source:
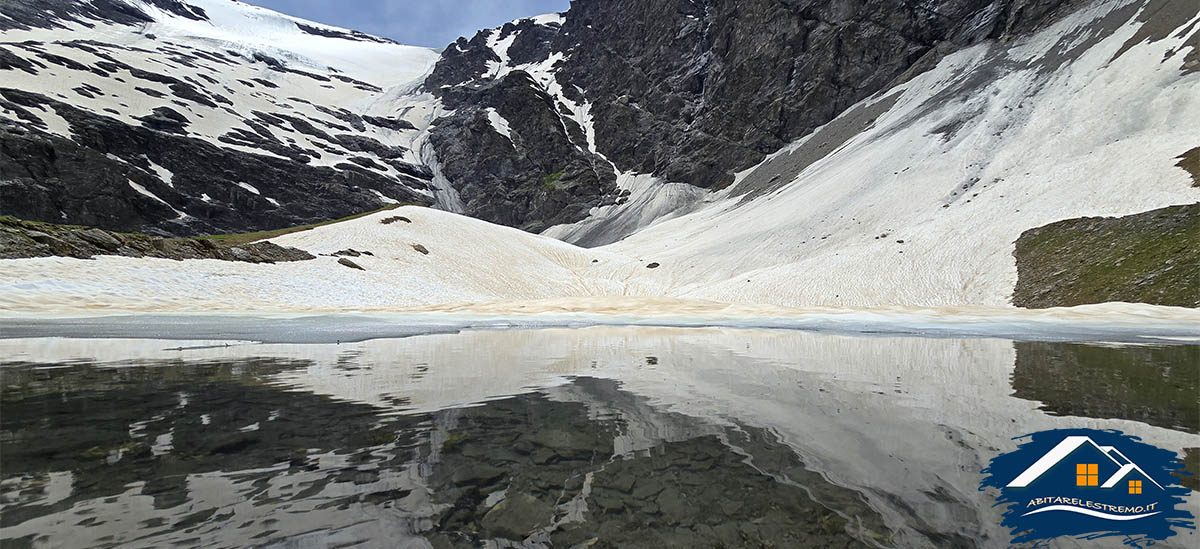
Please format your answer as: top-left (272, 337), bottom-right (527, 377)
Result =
top-left (599, 0), bottom-right (1200, 308)
top-left (144, 0), bottom-right (439, 88)
top-left (0, 0), bottom-right (1197, 323)
top-left (0, 207), bottom-right (630, 312)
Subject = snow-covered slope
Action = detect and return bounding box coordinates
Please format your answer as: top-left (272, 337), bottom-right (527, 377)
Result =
top-left (0, 0), bottom-right (443, 235)
top-left (158, 0), bottom-right (435, 88)
top-left (0, 206), bottom-right (629, 311)
top-left (0, 0), bottom-right (1197, 315)
top-left (599, 0), bottom-right (1200, 307)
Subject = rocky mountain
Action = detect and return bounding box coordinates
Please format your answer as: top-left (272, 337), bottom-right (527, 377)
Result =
top-left (0, 0), bottom-right (440, 237)
top-left (0, 0), bottom-right (1108, 240)
top-left (424, 0), bottom-right (1094, 240)
top-left (0, 0), bottom-right (1196, 310)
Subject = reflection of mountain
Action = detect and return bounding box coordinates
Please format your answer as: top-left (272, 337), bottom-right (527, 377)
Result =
top-left (0, 359), bottom-right (894, 547)
top-left (422, 377), bottom-right (892, 547)
top-left (1011, 342), bottom-right (1200, 433)
top-left (6, 328), bottom-right (1198, 546)
top-left (0, 359), bottom-right (429, 536)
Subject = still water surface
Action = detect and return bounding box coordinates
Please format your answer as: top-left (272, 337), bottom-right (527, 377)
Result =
top-left (1, 327), bottom-right (1197, 548)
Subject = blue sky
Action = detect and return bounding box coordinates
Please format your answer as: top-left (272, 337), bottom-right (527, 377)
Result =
top-left (243, 0), bottom-right (570, 49)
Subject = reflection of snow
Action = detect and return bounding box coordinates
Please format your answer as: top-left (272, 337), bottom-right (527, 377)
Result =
top-left (2, 327), bottom-right (1197, 547)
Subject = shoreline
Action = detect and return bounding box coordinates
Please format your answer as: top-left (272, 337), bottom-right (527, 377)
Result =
top-left (3, 298), bottom-right (1198, 344)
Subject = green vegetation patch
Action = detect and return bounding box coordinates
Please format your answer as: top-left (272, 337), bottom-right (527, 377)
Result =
top-left (541, 169), bottom-right (565, 191)
top-left (1012, 203), bottom-right (1199, 308)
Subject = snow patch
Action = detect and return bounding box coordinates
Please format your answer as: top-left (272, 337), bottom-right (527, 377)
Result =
top-left (485, 107), bottom-right (514, 143)
top-left (129, 180), bottom-right (190, 220)
top-left (145, 158), bottom-right (174, 187)
top-left (527, 13), bottom-right (566, 26)
top-left (370, 189), bottom-right (397, 204)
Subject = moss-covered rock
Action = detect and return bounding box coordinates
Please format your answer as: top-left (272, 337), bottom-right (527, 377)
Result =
top-left (0, 215), bottom-right (313, 263)
top-left (1012, 203), bottom-right (1199, 308)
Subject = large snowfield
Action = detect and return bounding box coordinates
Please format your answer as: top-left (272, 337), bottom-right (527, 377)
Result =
top-left (2, 3), bottom-right (1199, 547)
top-left (1, 0), bottom-right (1198, 331)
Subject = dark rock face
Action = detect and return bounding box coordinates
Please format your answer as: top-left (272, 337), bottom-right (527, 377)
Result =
top-left (0, 0), bottom-right (1092, 239)
top-left (554, 0), bottom-right (1081, 189)
top-left (0, 89), bottom-right (430, 237)
top-left (425, 17), bottom-right (619, 231)
top-left (430, 71), bottom-right (617, 231)
top-left (0, 216), bottom-right (314, 263)
top-left (0, 0), bottom-right (204, 31)
top-left (0, 3), bottom-right (436, 238)
top-left (424, 0), bottom-right (1083, 230)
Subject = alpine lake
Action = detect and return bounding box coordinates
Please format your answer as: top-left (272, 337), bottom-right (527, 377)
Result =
top-left (1, 324), bottom-right (1196, 548)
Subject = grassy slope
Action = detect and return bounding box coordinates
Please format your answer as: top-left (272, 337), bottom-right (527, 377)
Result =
top-left (1012, 203), bottom-right (1200, 308)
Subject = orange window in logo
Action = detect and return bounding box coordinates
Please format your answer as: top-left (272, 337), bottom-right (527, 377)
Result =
top-left (1076, 464), bottom-right (1098, 486)
top-left (1129, 480), bottom-right (1142, 494)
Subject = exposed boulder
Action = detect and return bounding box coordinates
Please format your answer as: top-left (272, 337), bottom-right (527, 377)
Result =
top-left (337, 257), bottom-right (365, 270)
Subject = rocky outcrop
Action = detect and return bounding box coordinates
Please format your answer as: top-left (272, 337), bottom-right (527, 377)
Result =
top-left (422, 0), bottom-right (1085, 232)
top-left (0, 0), bottom-right (205, 32)
top-left (0, 0), bottom-right (1129, 242)
top-left (555, 0), bottom-right (1082, 189)
top-left (0, 89), bottom-right (431, 237)
top-left (1178, 145), bottom-right (1200, 186)
top-left (0, 216), bottom-right (314, 263)
top-left (1012, 203), bottom-right (1200, 308)
top-left (0, 1), bottom-right (439, 238)
top-left (429, 70), bottom-right (617, 231)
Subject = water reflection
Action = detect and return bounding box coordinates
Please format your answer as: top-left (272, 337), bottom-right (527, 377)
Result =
top-left (1, 327), bottom-right (1197, 548)
top-left (1, 361), bottom-right (885, 547)
top-left (1011, 342), bottom-right (1199, 432)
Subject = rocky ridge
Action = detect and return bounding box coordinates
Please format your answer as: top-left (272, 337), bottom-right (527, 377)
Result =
top-left (0, 215), bottom-right (314, 263)
top-left (421, 0), bottom-right (1087, 233)
top-left (0, 0), bottom-right (438, 237)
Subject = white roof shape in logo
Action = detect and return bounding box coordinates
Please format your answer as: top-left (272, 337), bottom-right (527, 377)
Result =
top-left (1006, 436), bottom-right (1161, 489)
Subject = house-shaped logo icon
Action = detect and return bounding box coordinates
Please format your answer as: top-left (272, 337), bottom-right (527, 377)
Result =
top-left (981, 429), bottom-right (1194, 545)
top-left (1007, 435), bottom-right (1163, 494)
